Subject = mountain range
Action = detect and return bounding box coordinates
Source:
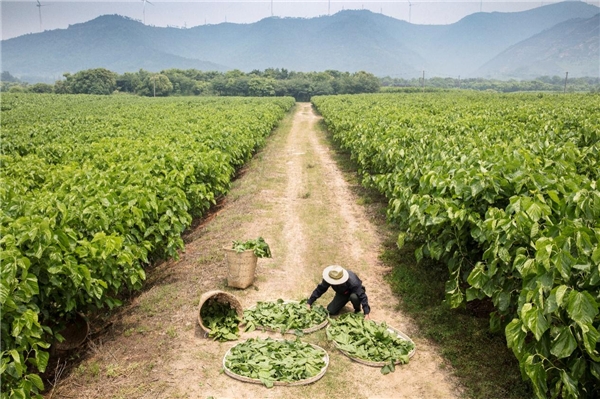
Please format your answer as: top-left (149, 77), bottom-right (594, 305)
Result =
top-left (2, 1), bottom-right (599, 82)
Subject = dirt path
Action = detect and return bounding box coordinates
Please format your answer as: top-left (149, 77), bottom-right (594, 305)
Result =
top-left (53, 103), bottom-right (461, 399)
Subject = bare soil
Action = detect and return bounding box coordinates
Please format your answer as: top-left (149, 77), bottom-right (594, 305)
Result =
top-left (50, 103), bottom-right (463, 399)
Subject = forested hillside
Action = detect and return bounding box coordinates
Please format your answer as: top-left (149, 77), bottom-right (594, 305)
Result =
top-left (2, 1), bottom-right (598, 82)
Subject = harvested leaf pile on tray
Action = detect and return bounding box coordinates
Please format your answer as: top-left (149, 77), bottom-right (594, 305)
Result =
top-left (223, 337), bottom-right (328, 388)
top-left (326, 313), bottom-right (416, 374)
top-left (200, 298), bottom-right (241, 341)
top-left (243, 299), bottom-right (328, 334)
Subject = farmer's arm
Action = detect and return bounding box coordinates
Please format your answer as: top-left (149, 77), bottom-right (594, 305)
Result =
top-left (307, 280), bottom-right (330, 306)
top-left (348, 273), bottom-right (371, 318)
top-left (347, 273), bottom-right (370, 316)
top-left (355, 285), bottom-right (370, 316)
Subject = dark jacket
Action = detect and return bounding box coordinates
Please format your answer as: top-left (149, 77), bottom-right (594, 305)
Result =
top-left (307, 270), bottom-right (370, 314)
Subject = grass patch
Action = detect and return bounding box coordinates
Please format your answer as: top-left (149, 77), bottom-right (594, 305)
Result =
top-left (381, 241), bottom-right (531, 399)
top-left (138, 284), bottom-right (180, 317)
top-left (166, 325), bottom-right (178, 339)
top-left (74, 362), bottom-right (101, 381)
top-left (317, 111), bottom-right (532, 399)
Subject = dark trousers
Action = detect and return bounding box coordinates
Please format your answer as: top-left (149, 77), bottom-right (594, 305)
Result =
top-left (327, 292), bottom-right (361, 315)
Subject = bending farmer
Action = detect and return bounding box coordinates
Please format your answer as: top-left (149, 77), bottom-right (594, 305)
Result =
top-left (307, 265), bottom-right (370, 319)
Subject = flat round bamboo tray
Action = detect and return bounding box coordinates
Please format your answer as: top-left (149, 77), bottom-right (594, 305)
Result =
top-left (222, 339), bottom-right (329, 386)
top-left (243, 300), bottom-right (328, 334)
top-left (328, 322), bottom-right (416, 367)
top-left (198, 290), bottom-right (244, 335)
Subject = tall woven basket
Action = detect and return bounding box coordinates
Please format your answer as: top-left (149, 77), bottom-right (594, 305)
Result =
top-left (223, 248), bottom-right (258, 289)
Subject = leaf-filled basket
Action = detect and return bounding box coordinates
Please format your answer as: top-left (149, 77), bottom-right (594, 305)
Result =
top-left (223, 248), bottom-right (258, 289)
top-left (197, 290), bottom-right (244, 336)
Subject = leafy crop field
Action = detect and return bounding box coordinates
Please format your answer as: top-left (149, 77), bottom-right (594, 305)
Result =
top-left (0, 93), bottom-right (294, 398)
top-left (312, 92), bottom-right (600, 398)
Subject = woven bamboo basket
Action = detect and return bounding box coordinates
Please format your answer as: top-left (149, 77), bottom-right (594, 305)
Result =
top-left (222, 339), bottom-right (329, 386)
top-left (53, 313), bottom-right (89, 351)
top-left (243, 300), bottom-right (329, 334)
top-left (328, 322), bottom-right (416, 367)
top-left (223, 248), bottom-right (258, 289)
top-left (197, 290), bottom-right (244, 335)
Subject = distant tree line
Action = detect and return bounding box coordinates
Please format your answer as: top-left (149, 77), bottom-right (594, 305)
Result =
top-left (1, 68), bottom-right (380, 101)
top-left (380, 75), bottom-right (600, 93)
top-left (3, 69), bottom-right (599, 97)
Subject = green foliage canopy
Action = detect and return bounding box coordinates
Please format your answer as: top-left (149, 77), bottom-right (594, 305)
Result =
top-left (0, 93), bottom-right (295, 398)
top-left (63, 68), bottom-right (117, 95)
top-left (313, 92), bottom-right (600, 398)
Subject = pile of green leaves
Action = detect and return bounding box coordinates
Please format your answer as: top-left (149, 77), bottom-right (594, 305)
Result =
top-left (224, 337), bottom-right (326, 388)
top-left (200, 299), bottom-right (241, 341)
top-left (326, 313), bottom-right (415, 374)
top-left (231, 237), bottom-right (272, 258)
top-left (244, 299), bottom-right (328, 334)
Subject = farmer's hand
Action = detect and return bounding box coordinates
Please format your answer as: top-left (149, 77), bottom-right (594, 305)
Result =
top-left (364, 313), bottom-right (370, 320)
top-left (306, 303), bottom-right (311, 310)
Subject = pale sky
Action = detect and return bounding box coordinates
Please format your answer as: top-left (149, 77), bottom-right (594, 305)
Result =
top-left (1, 0), bottom-right (599, 40)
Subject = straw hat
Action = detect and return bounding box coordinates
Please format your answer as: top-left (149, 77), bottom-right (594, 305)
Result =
top-left (323, 265), bottom-right (349, 285)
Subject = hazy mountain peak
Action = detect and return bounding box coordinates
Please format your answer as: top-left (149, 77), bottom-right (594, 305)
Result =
top-left (2, 1), bottom-right (598, 82)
